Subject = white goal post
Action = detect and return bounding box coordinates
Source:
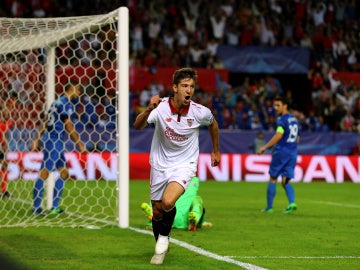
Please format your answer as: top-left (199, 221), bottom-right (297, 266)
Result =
top-left (0, 7), bottom-right (129, 228)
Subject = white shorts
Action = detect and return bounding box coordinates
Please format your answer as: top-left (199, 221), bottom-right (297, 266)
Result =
top-left (150, 166), bottom-right (196, 201)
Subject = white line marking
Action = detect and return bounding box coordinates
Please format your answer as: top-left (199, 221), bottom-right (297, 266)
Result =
top-left (312, 200), bottom-right (360, 209)
top-left (5, 198), bottom-right (268, 269)
top-left (129, 227), bottom-right (268, 270)
top-left (228, 256), bottom-right (360, 259)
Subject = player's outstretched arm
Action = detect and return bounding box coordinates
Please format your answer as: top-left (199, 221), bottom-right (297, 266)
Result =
top-left (257, 132), bottom-right (283, 155)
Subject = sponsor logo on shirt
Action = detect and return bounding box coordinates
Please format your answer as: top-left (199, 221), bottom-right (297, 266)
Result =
top-left (164, 127), bottom-right (188, 142)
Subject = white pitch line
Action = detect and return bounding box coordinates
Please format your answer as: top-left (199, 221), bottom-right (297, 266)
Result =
top-left (311, 200), bottom-right (360, 209)
top-left (228, 256), bottom-right (360, 259)
top-left (130, 227), bottom-right (268, 270)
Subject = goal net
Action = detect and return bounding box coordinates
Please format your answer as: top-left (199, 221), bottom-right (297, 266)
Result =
top-left (0, 8), bottom-right (129, 228)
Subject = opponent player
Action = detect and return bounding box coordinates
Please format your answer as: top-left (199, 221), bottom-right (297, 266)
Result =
top-left (0, 102), bottom-right (12, 198)
top-left (133, 68), bottom-right (220, 265)
top-left (257, 95), bottom-right (299, 214)
top-left (31, 80), bottom-right (86, 215)
top-left (141, 176), bottom-right (212, 231)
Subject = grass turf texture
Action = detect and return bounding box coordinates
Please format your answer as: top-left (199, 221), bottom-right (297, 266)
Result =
top-left (0, 181), bottom-right (359, 270)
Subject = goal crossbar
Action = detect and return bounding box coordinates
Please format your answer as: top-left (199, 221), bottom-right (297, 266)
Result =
top-left (0, 10), bottom-right (118, 54)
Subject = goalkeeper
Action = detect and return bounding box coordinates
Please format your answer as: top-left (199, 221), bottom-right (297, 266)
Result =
top-left (141, 177), bottom-right (212, 231)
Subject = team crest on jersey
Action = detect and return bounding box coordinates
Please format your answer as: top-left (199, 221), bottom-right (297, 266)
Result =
top-left (187, 119), bottom-right (194, 127)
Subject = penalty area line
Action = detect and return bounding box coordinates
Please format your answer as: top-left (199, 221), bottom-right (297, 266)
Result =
top-left (130, 226), bottom-right (268, 270)
top-left (311, 200), bottom-right (360, 209)
top-left (228, 256), bottom-right (360, 259)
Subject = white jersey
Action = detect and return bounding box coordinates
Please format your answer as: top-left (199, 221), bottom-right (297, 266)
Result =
top-left (147, 97), bottom-right (214, 171)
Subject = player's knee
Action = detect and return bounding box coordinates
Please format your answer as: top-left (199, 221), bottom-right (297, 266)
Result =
top-left (152, 207), bottom-right (162, 219)
top-left (161, 198), bottom-right (175, 211)
top-left (269, 176), bottom-right (277, 183)
top-left (282, 177), bottom-right (290, 186)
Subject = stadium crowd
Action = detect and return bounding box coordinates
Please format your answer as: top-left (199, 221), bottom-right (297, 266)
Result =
top-left (1, 0), bottom-right (360, 133)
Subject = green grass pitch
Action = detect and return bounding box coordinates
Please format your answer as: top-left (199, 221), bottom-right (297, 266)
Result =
top-left (0, 181), bottom-right (359, 270)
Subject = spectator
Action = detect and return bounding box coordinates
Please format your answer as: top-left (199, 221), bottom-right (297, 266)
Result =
top-left (189, 41), bottom-right (205, 67)
top-left (147, 17), bottom-right (162, 45)
top-left (209, 9), bottom-right (227, 41)
top-left (131, 22), bottom-right (144, 52)
top-left (312, 2), bottom-right (327, 27)
top-left (182, 10), bottom-right (198, 35)
top-left (187, 0), bottom-right (202, 17)
top-left (334, 0), bottom-right (348, 23)
top-left (260, 15), bottom-right (276, 46)
top-left (225, 24), bottom-right (239, 46)
top-left (351, 141), bottom-right (360, 155)
top-left (304, 110), bottom-right (320, 131)
top-left (340, 109), bottom-right (355, 132)
top-left (314, 115), bottom-right (330, 132)
top-left (251, 131), bottom-right (266, 153)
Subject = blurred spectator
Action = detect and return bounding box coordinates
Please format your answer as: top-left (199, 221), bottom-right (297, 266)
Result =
top-left (139, 86), bottom-right (151, 108)
top-left (260, 15), bottom-right (276, 46)
top-left (313, 115), bottom-right (330, 132)
top-left (147, 17), bottom-right (162, 46)
top-left (182, 9), bottom-right (198, 35)
top-left (351, 141), bottom-right (360, 155)
top-left (209, 9), bottom-right (227, 41)
top-left (189, 41), bottom-right (205, 67)
top-left (162, 29), bottom-right (175, 50)
top-left (340, 109), bottom-right (355, 132)
top-left (304, 110), bottom-right (320, 131)
top-left (225, 24), bottom-right (239, 46)
top-left (336, 90), bottom-right (358, 111)
top-left (251, 131), bottom-right (267, 153)
top-left (234, 99), bottom-right (251, 130)
top-left (187, 0), bottom-right (202, 17)
top-left (131, 22), bottom-right (144, 52)
top-left (312, 2), bottom-right (327, 27)
top-left (334, 0), bottom-right (348, 23)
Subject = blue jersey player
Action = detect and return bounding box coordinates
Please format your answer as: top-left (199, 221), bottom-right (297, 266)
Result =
top-left (31, 80), bottom-right (86, 215)
top-left (257, 96), bottom-right (299, 214)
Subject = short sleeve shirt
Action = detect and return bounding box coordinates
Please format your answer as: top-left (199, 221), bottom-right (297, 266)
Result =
top-left (147, 97), bottom-right (214, 170)
top-left (274, 113), bottom-right (299, 154)
top-left (46, 96), bottom-right (74, 141)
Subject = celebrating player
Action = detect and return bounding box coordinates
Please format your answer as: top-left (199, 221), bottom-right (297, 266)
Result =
top-left (31, 80), bottom-right (86, 215)
top-left (133, 68), bottom-right (220, 265)
top-left (257, 95), bottom-right (300, 214)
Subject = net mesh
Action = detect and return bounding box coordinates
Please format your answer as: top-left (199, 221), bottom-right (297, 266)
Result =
top-left (0, 9), bottom-right (120, 228)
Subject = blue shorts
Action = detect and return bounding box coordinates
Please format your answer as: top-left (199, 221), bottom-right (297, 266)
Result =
top-left (40, 135), bottom-right (66, 171)
top-left (269, 150), bottom-right (296, 179)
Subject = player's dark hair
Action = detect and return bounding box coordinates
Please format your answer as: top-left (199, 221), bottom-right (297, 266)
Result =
top-left (274, 95), bottom-right (289, 106)
top-left (172, 68), bottom-right (197, 85)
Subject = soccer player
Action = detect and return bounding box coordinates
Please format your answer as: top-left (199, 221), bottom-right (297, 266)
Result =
top-left (141, 176), bottom-right (212, 231)
top-left (31, 80), bottom-right (86, 215)
top-left (257, 95), bottom-right (299, 214)
top-left (0, 102), bottom-right (12, 198)
top-left (133, 68), bottom-right (220, 265)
